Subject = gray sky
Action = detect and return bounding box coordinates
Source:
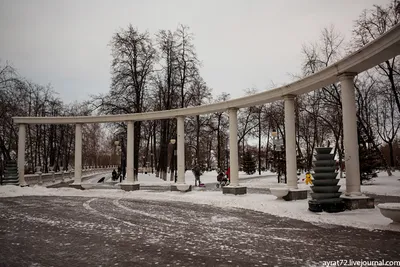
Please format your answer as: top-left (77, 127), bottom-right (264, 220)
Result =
top-left (0, 0), bottom-right (385, 104)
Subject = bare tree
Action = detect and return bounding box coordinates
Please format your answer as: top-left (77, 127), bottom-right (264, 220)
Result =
top-left (352, 1), bottom-right (400, 114)
top-left (93, 25), bottom-right (156, 180)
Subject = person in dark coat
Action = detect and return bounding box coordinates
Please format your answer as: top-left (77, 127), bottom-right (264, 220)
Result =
top-left (112, 169), bottom-right (117, 181)
top-left (192, 165), bottom-right (202, 186)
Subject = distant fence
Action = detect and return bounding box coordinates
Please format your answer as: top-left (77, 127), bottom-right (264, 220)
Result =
top-left (24, 166), bottom-right (115, 185)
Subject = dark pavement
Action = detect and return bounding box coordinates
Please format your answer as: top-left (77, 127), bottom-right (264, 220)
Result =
top-left (0, 196), bottom-right (399, 267)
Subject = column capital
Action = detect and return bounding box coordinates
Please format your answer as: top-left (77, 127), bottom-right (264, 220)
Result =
top-left (228, 107), bottom-right (238, 112)
top-left (338, 72), bottom-right (357, 81)
top-left (283, 94), bottom-right (296, 100)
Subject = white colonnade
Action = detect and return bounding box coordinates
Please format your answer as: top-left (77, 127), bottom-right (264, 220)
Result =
top-left (12, 23), bottom-right (400, 198)
top-left (12, 81), bottom-right (374, 197)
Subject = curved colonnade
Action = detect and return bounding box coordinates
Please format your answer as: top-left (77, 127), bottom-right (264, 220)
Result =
top-left (13, 24), bottom-right (400, 197)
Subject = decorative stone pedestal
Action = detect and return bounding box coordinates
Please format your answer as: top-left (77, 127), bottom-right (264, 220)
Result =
top-left (69, 184), bottom-right (85, 190)
top-left (120, 184), bottom-right (140, 191)
top-left (378, 203), bottom-right (400, 223)
top-left (222, 186), bottom-right (247, 195)
top-left (309, 147), bottom-right (345, 213)
top-left (282, 189), bottom-right (308, 201)
top-left (171, 184), bottom-right (192, 192)
top-left (341, 195), bottom-right (374, 210)
top-left (270, 188), bottom-right (289, 199)
top-left (309, 199), bottom-right (345, 213)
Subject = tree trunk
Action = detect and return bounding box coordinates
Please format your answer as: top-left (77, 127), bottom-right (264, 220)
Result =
top-left (196, 115), bottom-right (200, 163)
top-left (386, 62), bottom-right (400, 115)
top-left (134, 121), bottom-right (141, 181)
top-left (389, 141), bottom-right (395, 168)
top-left (265, 125), bottom-right (270, 170)
top-left (217, 115), bottom-right (221, 170)
top-left (153, 121), bottom-right (158, 176)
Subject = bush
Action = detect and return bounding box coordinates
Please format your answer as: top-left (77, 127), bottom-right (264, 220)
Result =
top-left (242, 151), bottom-right (256, 175)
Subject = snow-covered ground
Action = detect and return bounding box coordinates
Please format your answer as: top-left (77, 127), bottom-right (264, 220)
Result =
top-left (130, 170), bottom-right (400, 197)
top-left (1, 170), bottom-right (399, 232)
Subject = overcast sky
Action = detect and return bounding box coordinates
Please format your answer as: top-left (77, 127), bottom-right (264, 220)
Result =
top-left (0, 0), bottom-right (385, 104)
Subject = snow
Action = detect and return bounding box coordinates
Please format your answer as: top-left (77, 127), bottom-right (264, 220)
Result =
top-left (377, 203), bottom-right (400, 210)
top-left (1, 170), bottom-right (399, 232)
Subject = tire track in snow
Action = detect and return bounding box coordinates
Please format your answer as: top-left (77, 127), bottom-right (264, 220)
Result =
top-left (83, 198), bottom-right (137, 227)
top-left (112, 198), bottom-right (189, 225)
top-left (82, 198), bottom-right (185, 241)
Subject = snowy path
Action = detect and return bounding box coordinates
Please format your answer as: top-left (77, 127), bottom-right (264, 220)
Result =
top-left (0, 196), bottom-right (399, 266)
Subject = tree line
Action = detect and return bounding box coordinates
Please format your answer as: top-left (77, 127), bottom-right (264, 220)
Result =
top-left (1, 0), bottom-right (399, 181)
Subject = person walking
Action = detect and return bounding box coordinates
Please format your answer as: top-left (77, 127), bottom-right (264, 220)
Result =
top-left (225, 167), bottom-right (231, 184)
top-left (192, 165), bottom-right (202, 186)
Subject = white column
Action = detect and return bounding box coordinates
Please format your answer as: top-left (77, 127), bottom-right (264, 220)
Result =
top-left (177, 116), bottom-right (185, 184)
top-left (18, 124), bottom-right (27, 186)
top-left (126, 121), bottom-right (134, 184)
top-left (228, 108), bottom-right (239, 186)
top-left (74, 123), bottom-right (82, 184)
top-left (284, 95), bottom-right (298, 189)
top-left (340, 73), bottom-right (361, 196)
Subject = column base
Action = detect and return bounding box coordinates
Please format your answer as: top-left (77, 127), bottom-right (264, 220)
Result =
top-left (120, 183), bottom-right (140, 191)
top-left (340, 195), bottom-right (374, 210)
top-left (69, 184), bottom-right (85, 190)
top-left (282, 189), bottom-right (308, 201)
top-left (308, 199), bottom-right (345, 213)
top-left (171, 184), bottom-right (192, 192)
top-left (222, 186), bottom-right (247, 195)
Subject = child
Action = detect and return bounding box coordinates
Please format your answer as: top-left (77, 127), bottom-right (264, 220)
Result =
top-left (305, 172), bottom-right (313, 185)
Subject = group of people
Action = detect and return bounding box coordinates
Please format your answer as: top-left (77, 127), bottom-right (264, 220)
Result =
top-left (111, 167), bottom-right (125, 182)
top-left (192, 165), bottom-right (231, 187)
top-left (111, 164), bottom-right (232, 187)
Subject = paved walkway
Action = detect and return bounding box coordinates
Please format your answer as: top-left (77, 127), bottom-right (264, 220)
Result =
top-left (0, 196), bottom-right (399, 266)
